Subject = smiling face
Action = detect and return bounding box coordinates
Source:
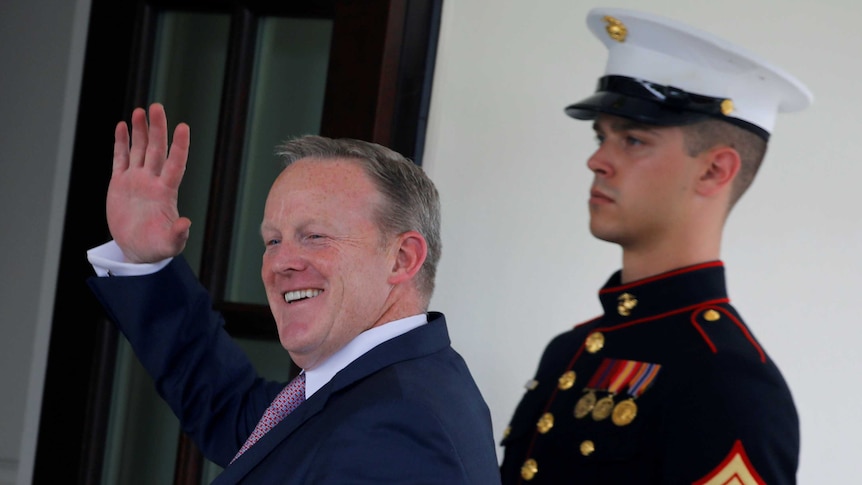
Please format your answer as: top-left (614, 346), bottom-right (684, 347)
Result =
top-left (586, 114), bottom-right (703, 253)
top-left (260, 158), bottom-right (400, 370)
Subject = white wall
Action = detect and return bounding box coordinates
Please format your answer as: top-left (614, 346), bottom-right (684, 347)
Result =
top-left (425, 1), bottom-right (861, 483)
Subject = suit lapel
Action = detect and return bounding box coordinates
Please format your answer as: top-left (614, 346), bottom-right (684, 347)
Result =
top-left (211, 313), bottom-right (451, 484)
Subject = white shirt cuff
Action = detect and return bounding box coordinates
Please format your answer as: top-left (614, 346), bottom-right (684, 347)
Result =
top-left (86, 240), bottom-right (172, 277)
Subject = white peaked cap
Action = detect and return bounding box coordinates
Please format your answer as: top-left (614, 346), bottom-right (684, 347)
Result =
top-left (565, 8), bottom-right (813, 140)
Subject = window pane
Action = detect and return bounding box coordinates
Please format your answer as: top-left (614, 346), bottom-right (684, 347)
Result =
top-left (101, 11), bottom-right (230, 484)
top-left (226, 17), bottom-right (333, 304)
top-left (154, 11), bottom-right (231, 275)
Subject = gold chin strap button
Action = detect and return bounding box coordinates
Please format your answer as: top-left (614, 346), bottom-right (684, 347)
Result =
top-left (558, 370), bottom-right (576, 390)
top-left (585, 332), bottom-right (605, 353)
top-left (580, 440), bottom-right (596, 456)
top-left (520, 458), bottom-right (538, 481)
top-left (703, 309), bottom-right (721, 321)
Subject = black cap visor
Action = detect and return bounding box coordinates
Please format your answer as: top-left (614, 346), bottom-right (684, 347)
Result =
top-left (564, 76), bottom-right (769, 140)
top-left (565, 90), bottom-right (712, 126)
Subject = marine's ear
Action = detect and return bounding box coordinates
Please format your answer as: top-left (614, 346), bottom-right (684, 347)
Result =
top-left (696, 146), bottom-right (741, 197)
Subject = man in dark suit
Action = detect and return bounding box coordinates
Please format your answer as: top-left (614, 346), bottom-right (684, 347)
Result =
top-left (87, 103), bottom-right (501, 484)
top-left (499, 7), bottom-right (811, 484)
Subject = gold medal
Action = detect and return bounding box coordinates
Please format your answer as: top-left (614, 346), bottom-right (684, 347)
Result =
top-left (591, 395), bottom-right (615, 421)
top-left (574, 390), bottom-right (596, 419)
top-left (611, 398), bottom-right (638, 426)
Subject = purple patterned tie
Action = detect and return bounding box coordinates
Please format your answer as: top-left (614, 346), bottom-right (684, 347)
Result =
top-left (231, 372), bottom-right (306, 463)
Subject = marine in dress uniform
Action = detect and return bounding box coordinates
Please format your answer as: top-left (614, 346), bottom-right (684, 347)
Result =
top-left (499, 7), bottom-right (811, 485)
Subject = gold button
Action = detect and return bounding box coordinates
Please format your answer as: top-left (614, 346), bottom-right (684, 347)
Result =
top-left (704, 309), bottom-right (721, 321)
top-left (580, 440), bottom-right (595, 456)
top-left (721, 99), bottom-right (734, 115)
top-left (502, 426), bottom-right (511, 439)
top-left (617, 292), bottom-right (638, 316)
top-left (520, 458), bottom-right (538, 480)
top-left (524, 379), bottom-right (539, 390)
top-left (536, 412), bottom-right (554, 434)
top-left (585, 332), bottom-right (605, 353)
top-left (558, 370), bottom-right (576, 390)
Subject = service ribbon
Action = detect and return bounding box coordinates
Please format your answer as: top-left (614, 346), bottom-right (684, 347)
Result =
top-left (586, 358), bottom-right (614, 390)
top-left (607, 360), bottom-right (641, 395)
top-left (626, 362), bottom-right (661, 398)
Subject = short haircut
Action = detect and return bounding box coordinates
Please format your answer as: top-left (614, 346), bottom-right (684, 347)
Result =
top-left (681, 120), bottom-right (768, 210)
top-left (275, 135), bottom-right (441, 304)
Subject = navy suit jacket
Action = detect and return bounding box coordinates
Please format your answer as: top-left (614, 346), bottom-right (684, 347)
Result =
top-left (88, 256), bottom-right (501, 484)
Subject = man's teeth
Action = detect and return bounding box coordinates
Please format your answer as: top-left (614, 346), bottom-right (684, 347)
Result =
top-left (284, 289), bottom-right (322, 303)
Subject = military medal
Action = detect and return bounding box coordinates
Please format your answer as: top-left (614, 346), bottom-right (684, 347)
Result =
top-left (591, 394), bottom-right (615, 421)
top-left (574, 390), bottom-right (596, 418)
top-left (611, 398), bottom-right (637, 426)
top-left (575, 359), bottom-right (614, 419)
top-left (592, 359), bottom-right (636, 420)
top-left (611, 362), bottom-right (662, 426)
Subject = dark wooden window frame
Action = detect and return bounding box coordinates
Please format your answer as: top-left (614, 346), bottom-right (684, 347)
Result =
top-left (36, 0), bottom-right (442, 483)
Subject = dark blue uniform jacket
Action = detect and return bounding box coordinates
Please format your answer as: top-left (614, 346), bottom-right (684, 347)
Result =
top-left (500, 261), bottom-right (798, 484)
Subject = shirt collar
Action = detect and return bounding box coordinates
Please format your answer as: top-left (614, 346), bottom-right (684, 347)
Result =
top-left (304, 313), bottom-right (427, 396)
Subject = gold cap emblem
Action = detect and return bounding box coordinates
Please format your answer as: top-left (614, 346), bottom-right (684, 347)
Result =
top-left (521, 458), bottom-right (538, 480)
top-left (585, 332), bottom-right (605, 353)
top-left (603, 15), bottom-right (628, 42)
top-left (558, 370), bottom-right (576, 390)
top-left (536, 412), bottom-right (555, 434)
top-left (580, 440), bottom-right (596, 456)
top-left (617, 292), bottom-right (638, 316)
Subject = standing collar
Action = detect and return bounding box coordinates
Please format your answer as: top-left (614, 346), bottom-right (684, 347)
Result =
top-left (597, 261), bottom-right (728, 324)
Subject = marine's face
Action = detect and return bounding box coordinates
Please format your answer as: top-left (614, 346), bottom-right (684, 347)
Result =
top-left (260, 158), bottom-right (398, 370)
top-left (586, 114), bottom-right (701, 250)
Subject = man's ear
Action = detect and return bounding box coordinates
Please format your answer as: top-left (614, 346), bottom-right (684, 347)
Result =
top-left (388, 231), bottom-right (427, 285)
top-left (697, 146), bottom-right (741, 197)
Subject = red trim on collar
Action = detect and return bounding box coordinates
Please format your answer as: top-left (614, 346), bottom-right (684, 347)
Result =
top-left (600, 261), bottom-right (724, 294)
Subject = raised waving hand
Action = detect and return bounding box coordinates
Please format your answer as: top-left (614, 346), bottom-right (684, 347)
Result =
top-left (107, 103), bottom-right (191, 263)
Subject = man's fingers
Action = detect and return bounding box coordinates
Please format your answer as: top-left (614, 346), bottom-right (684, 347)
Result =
top-left (129, 107), bottom-right (149, 167)
top-left (113, 121), bottom-right (131, 173)
top-left (145, 103), bottom-right (169, 174)
top-left (163, 122), bottom-right (190, 189)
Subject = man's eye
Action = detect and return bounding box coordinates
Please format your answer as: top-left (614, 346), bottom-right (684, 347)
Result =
top-left (625, 136), bottom-right (644, 146)
top-left (594, 134), bottom-right (605, 145)
top-left (265, 239), bottom-right (280, 247)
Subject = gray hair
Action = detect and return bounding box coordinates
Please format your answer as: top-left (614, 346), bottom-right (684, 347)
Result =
top-left (275, 135), bottom-right (441, 304)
